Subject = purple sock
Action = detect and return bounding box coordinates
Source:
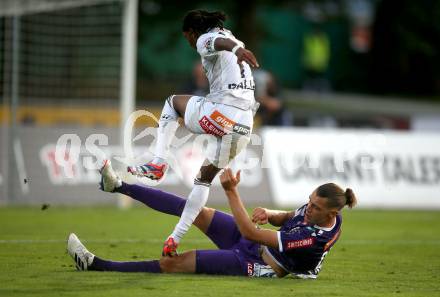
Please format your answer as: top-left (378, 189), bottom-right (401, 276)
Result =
top-left (116, 182), bottom-right (186, 217)
top-left (90, 256), bottom-right (161, 273)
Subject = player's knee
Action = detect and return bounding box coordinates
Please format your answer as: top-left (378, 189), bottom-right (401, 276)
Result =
top-left (200, 207), bottom-right (215, 217)
top-left (194, 207), bottom-right (215, 226)
top-left (159, 257), bottom-right (178, 273)
top-left (171, 95), bottom-right (191, 118)
top-left (159, 252), bottom-right (195, 273)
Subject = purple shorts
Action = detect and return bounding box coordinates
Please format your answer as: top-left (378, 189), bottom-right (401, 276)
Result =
top-left (195, 211), bottom-right (275, 277)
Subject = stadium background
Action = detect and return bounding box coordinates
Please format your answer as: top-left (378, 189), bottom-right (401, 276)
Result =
top-left (1, 0), bottom-right (439, 207)
top-left (0, 1), bottom-right (439, 296)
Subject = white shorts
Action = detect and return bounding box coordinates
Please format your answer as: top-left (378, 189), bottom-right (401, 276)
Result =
top-left (184, 96), bottom-right (254, 168)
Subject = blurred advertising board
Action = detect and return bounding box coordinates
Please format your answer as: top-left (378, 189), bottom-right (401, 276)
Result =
top-left (261, 128), bottom-right (440, 209)
top-left (0, 127), bottom-right (271, 206)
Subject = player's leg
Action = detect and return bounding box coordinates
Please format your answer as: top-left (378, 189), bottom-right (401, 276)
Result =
top-left (165, 133), bottom-right (250, 253)
top-left (117, 182), bottom-right (241, 249)
top-left (188, 136), bottom-right (251, 249)
top-left (100, 160), bottom-right (240, 249)
top-left (160, 249), bottom-right (245, 276)
top-left (101, 159), bottom-right (186, 216)
top-left (172, 95), bottom-right (192, 118)
top-left (84, 250), bottom-right (196, 274)
top-left (91, 250), bottom-right (245, 276)
top-left (90, 257), bottom-right (161, 273)
top-left (178, 133), bottom-right (251, 248)
top-left (67, 233), bottom-right (161, 273)
top-left (68, 233), bottom-right (243, 276)
top-left (154, 100), bottom-right (233, 251)
top-left (163, 160), bottom-right (221, 256)
top-left (101, 137), bottom-right (249, 256)
top-left (116, 181), bottom-right (240, 249)
top-left (127, 94), bottom-right (192, 180)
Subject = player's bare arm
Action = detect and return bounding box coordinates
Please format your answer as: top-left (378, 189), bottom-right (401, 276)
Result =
top-left (220, 168), bottom-right (278, 249)
top-left (214, 37), bottom-right (259, 68)
top-left (252, 207), bottom-right (295, 226)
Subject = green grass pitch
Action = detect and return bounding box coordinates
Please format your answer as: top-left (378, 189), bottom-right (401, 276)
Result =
top-left (0, 205), bottom-right (439, 297)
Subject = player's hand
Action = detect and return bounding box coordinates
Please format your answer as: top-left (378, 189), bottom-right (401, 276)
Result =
top-left (220, 168), bottom-right (241, 192)
top-left (235, 48), bottom-right (259, 68)
top-left (252, 207), bottom-right (269, 225)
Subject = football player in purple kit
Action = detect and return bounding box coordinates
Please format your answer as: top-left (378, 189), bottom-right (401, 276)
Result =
top-left (67, 161), bottom-right (357, 279)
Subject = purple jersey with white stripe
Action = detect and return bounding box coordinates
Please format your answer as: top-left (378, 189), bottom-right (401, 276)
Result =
top-left (265, 204), bottom-right (342, 278)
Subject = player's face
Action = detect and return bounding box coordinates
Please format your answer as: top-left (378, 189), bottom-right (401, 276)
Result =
top-left (304, 191), bottom-right (336, 226)
top-left (183, 30), bottom-right (197, 49)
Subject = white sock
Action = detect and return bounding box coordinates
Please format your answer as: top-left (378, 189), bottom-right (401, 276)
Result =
top-left (153, 95), bottom-right (179, 164)
top-left (170, 182), bottom-right (210, 243)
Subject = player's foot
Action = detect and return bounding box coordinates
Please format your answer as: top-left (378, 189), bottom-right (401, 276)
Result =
top-left (162, 237), bottom-right (178, 257)
top-left (67, 233), bottom-right (95, 271)
top-left (127, 162), bottom-right (167, 181)
top-left (99, 159), bottom-right (122, 192)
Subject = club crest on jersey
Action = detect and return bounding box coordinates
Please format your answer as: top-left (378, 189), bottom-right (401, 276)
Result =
top-left (286, 237), bottom-right (315, 250)
top-left (199, 116), bottom-right (225, 137)
top-left (204, 37), bottom-right (215, 53)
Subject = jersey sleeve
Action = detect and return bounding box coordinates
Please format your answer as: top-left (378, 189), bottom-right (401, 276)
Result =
top-left (294, 204), bottom-right (307, 217)
top-left (196, 32), bottom-right (222, 57)
top-left (277, 226), bottom-right (316, 253)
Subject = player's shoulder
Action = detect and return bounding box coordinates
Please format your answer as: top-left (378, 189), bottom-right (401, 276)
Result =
top-left (196, 28), bottom-right (237, 56)
top-left (294, 204), bottom-right (308, 217)
top-left (196, 32), bottom-right (219, 54)
top-left (196, 28), bottom-right (230, 45)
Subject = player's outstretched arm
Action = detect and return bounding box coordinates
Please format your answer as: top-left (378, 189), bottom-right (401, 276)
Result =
top-left (220, 168), bottom-right (278, 249)
top-left (214, 38), bottom-right (259, 68)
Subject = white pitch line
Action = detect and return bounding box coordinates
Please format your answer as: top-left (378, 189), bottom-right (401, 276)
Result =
top-left (0, 239), bottom-right (439, 245)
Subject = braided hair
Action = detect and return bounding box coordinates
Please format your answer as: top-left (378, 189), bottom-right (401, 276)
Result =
top-left (182, 10), bottom-right (227, 35)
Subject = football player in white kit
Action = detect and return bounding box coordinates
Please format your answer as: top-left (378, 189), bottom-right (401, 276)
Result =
top-left (127, 10), bottom-right (260, 256)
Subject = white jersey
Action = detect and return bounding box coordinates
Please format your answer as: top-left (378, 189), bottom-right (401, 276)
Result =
top-left (196, 28), bottom-right (256, 110)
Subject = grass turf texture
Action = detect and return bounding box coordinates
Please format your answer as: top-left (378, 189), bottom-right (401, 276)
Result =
top-left (0, 206), bottom-right (439, 297)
